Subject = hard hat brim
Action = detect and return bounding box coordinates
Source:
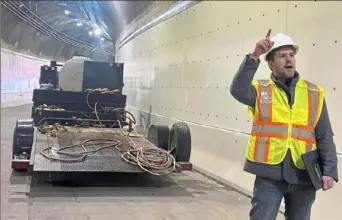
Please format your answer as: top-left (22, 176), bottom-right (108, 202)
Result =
top-left (264, 44), bottom-right (299, 61)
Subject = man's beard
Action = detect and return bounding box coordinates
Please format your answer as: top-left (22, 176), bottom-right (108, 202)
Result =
top-left (278, 68), bottom-right (295, 78)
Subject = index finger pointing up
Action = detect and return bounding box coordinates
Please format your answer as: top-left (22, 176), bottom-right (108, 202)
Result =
top-left (265, 29), bottom-right (272, 38)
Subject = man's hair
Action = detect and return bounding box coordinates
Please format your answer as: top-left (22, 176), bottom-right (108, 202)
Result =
top-left (265, 45), bottom-right (295, 61)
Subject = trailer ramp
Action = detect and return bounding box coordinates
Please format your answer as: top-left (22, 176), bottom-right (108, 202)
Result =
top-left (33, 126), bottom-right (151, 172)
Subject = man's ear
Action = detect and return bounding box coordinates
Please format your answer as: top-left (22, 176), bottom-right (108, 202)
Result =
top-left (267, 60), bottom-right (274, 71)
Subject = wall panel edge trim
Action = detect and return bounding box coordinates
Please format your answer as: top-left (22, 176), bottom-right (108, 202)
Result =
top-left (116, 1), bottom-right (201, 51)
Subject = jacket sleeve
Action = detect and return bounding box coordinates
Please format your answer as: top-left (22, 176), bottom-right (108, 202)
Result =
top-left (229, 54), bottom-right (259, 107)
top-left (315, 98), bottom-right (339, 182)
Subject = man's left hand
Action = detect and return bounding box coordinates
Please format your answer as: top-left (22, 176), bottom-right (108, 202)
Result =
top-left (322, 176), bottom-right (335, 191)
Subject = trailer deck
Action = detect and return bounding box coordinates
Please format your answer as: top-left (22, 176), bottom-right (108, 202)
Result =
top-left (32, 126), bottom-right (156, 172)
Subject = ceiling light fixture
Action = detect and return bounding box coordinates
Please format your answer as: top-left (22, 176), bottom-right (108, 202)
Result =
top-left (94, 28), bottom-right (101, 35)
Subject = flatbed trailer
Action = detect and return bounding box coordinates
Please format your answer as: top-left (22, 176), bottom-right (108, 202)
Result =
top-left (11, 59), bottom-right (193, 177)
top-left (12, 118), bottom-right (193, 175)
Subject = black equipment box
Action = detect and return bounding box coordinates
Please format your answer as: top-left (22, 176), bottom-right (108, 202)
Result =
top-left (82, 61), bottom-right (124, 92)
top-left (39, 65), bottom-right (58, 88)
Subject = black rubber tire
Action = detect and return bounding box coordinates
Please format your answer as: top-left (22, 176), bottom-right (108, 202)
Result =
top-left (147, 125), bottom-right (170, 150)
top-left (31, 106), bottom-right (35, 120)
top-left (168, 122), bottom-right (191, 162)
top-left (12, 119), bottom-right (34, 172)
top-left (12, 127), bottom-right (17, 160)
top-left (16, 118), bottom-right (34, 126)
top-left (15, 119), bottom-right (34, 145)
top-left (12, 127), bottom-right (25, 171)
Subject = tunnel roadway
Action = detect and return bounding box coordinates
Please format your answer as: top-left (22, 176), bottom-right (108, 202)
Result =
top-left (1, 104), bottom-right (285, 220)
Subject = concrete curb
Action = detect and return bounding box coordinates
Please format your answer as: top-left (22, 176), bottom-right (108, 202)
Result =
top-left (1, 101), bottom-right (32, 109)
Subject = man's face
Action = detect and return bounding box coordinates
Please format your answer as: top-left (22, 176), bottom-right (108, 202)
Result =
top-left (268, 47), bottom-right (296, 78)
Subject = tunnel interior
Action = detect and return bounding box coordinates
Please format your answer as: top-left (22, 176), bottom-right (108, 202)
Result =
top-left (1, 0), bottom-right (156, 62)
top-left (1, 2), bottom-right (342, 220)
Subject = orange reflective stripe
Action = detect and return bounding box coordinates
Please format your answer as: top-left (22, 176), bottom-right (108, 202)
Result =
top-left (306, 142), bottom-right (314, 152)
top-left (251, 124), bottom-right (287, 138)
top-left (297, 81), bottom-right (322, 153)
top-left (254, 80), bottom-right (285, 144)
top-left (253, 136), bottom-right (271, 162)
top-left (267, 85), bottom-right (272, 121)
top-left (291, 127), bottom-right (316, 143)
top-left (265, 137), bottom-right (271, 161)
top-left (304, 80), bottom-right (321, 127)
top-left (291, 134), bottom-right (316, 143)
top-left (253, 80), bottom-right (276, 162)
top-left (252, 123), bottom-right (316, 143)
top-left (253, 136), bottom-right (260, 161)
top-left (252, 131), bottom-right (287, 139)
top-left (257, 84), bottom-right (262, 121)
top-left (292, 124), bottom-right (314, 132)
top-left (253, 120), bottom-right (288, 127)
top-left (257, 80), bottom-right (272, 121)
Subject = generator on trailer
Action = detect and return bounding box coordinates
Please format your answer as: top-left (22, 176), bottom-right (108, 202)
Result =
top-left (12, 56), bottom-right (192, 176)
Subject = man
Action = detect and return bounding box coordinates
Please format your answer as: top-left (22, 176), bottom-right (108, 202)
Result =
top-left (230, 29), bottom-right (339, 220)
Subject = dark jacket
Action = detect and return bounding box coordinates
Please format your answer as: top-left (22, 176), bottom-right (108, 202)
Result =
top-left (230, 54), bottom-right (339, 184)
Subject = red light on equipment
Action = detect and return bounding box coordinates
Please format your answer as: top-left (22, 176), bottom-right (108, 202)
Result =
top-left (179, 162), bottom-right (193, 171)
top-left (14, 162), bottom-right (28, 169)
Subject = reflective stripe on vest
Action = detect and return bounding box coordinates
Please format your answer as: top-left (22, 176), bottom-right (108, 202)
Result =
top-left (302, 80), bottom-right (321, 153)
top-left (251, 79), bottom-right (320, 163)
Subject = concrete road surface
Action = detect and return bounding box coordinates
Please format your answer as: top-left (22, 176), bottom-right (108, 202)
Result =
top-left (1, 104), bottom-right (285, 220)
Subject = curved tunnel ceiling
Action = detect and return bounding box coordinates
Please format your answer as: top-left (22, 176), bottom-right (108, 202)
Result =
top-left (1, 1), bottom-right (153, 62)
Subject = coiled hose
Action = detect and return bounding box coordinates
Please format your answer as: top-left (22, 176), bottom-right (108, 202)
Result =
top-left (40, 121), bottom-right (176, 176)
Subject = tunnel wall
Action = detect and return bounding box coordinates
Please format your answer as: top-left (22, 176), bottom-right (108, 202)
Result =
top-left (116, 1), bottom-right (342, 219)
top-left (1, 49), bottom-right (49, 108)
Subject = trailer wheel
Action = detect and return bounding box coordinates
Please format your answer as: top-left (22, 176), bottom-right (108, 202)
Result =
top-left (168, 122), bottom-right (191, 162)
top-left (12, 119), bottom-right (34, 171)
top-left (147, 125), bottom-right (170, 150)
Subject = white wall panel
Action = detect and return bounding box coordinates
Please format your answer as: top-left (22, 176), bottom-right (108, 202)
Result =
top-left (286, 1), bottom-right (342, 152)
top-left (117, 1), bottom-right (342, 219)
top-left (1, 49), bottom-right (49, 108)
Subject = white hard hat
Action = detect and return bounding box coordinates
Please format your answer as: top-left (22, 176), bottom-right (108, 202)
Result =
top-left (265, 33), bottom-right (299, 61)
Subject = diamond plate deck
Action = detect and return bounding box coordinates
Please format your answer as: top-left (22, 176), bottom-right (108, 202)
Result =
top-left (33, 126), bottom-right (152, 172)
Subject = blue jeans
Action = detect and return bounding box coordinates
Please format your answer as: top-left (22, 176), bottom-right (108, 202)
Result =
top-left (250, 176), bottom-right (316, 220)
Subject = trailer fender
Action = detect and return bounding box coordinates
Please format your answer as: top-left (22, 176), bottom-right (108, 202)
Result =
top-left (147, 124), bottom-right (170, 150)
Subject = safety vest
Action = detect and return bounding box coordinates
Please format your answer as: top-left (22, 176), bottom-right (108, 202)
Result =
top-left (246, 77), bottom-right (324, 169)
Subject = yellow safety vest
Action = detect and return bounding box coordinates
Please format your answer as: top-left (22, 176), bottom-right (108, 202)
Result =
top-left (246, 77), bottom-right (324, 169)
